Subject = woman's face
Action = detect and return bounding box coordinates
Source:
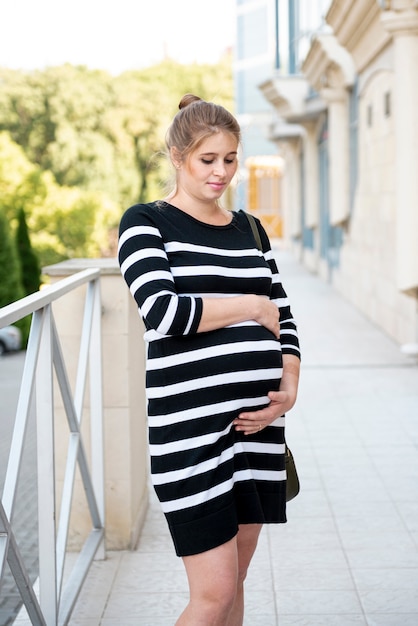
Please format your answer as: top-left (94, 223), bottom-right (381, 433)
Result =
top-left (177, 131), bottom-right (238, 203)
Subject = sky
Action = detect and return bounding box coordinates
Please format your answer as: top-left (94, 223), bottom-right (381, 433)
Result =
top-left (0, 0), bottom-right (236, 74)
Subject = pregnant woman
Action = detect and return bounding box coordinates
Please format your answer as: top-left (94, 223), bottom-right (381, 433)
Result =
top-left (118, 93), bottom-right (301, 626)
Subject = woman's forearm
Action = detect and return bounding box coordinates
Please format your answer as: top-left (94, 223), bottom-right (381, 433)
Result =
top-left (197, 294), bottom-right (280, 337)
top-left (278, 354), bottom-right (300, 408)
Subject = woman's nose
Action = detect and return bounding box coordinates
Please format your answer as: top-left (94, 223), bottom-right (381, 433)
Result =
top-left (213, 161), bottom-right (226, 176)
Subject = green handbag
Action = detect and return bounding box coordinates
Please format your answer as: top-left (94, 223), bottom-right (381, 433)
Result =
top-left (244, 210), bottom-right (301, 503)
top-left (285, 444), bottom-right (300, 501)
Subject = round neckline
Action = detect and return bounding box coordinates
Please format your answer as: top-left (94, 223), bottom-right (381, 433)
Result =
top-left (158, 201), bottom-right (236, 229)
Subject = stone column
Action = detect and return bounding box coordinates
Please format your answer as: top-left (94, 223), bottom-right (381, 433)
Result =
top-left (321, 86), bottom-right (351, 226)
top-left (43, 258), bottom-right (148, 551)
top-left (381, 3), bottom-right (418, 294)
top-left (279, 139), bottom-right (302, 242)
top-left (301, 121), bottom-right (319, 230)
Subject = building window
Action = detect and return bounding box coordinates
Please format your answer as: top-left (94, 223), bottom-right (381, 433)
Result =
top-left (384, 91), bottom-right (391, 117)
top-left (367, 104), bottom-right (373, 127)
top-left (237, 7), bottom-right (269, 61)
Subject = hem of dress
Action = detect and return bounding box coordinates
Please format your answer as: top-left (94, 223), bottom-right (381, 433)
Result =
top-left (167, 500), bottom-right (239, 557)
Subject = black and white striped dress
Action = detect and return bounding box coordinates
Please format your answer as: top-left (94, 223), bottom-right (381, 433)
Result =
top-left (118, 202), bottom-right (300, 556)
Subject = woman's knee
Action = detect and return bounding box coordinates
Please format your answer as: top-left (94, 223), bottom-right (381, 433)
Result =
top-left (186, 584), bottom-right (235, 624)
top-left (200, 574), bottom-right (237, 612)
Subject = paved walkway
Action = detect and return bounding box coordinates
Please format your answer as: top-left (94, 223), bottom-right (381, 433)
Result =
top-left (18, 248), bottom-right (418, 625)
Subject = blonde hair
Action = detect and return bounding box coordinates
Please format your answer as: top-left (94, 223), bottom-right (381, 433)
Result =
top-left (166, 94), bottom-right (241, 163)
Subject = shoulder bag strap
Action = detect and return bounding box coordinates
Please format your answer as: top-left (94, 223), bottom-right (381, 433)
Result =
top-left (243, 211), bottom-right (262, 252)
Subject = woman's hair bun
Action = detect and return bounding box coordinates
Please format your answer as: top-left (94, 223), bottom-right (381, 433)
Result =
top-left (179, 94), bottom-right (203, 110)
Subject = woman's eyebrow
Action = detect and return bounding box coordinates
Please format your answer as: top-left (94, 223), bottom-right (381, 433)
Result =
top-left (199, 151), bottom-right (238, 157)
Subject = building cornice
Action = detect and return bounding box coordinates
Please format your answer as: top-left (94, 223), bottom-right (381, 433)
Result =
top-left (326, 0), bottom-right (391, 71)
top-left (327, 0), bottom-right (380, 49)
top-left (258, 75), bottom-right (310, 119)
top-left (302, 33), bottom-right (355, 93)
top-left (380, 7), bottom-right (418, 35)
top-left (268, 121), bottom-right (305, 143)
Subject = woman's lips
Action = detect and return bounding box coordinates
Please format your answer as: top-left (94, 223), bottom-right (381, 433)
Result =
top-left (208, 182), bottom-right (226, 191)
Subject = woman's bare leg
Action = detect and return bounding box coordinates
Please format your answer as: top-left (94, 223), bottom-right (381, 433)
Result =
top-left (175, 535), bottom-right (239, 626)
top-left (227, 524), bottom-right (263, 626)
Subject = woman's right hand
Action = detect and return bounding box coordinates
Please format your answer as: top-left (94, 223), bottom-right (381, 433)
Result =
top-left (251, 295), bottom-right (280, 338)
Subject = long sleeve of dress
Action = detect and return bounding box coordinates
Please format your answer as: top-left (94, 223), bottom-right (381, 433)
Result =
top-left (118, 205), bottom-right (203, 336)
top-left (256, 220), bottom-right (300, 360)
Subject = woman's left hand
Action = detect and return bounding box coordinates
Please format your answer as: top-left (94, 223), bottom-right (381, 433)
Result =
top-left (234, 355), bottom-right (300, 435)
top-left (233, 390), bottom-right (295, 435)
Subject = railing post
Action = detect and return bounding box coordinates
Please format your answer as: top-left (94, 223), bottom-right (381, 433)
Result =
top-left (36, 305), bottom-right (58, 624)
top-left (89, 278), bottom-right (105, 559)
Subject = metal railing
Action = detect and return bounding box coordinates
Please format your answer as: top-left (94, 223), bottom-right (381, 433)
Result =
top-left (0, 269), bottom-right (105, 626)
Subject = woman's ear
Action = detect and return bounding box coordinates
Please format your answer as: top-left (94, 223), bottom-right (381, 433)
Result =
top-left (170, 147), bottom-right (182, 170)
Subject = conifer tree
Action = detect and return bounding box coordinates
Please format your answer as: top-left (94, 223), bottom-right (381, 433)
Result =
top-left (15, 207), bottom-right (41, 295)
top-left (0, 209), bottom-right (23, 307)
top-left (0, 208), bottom-right (31, 347)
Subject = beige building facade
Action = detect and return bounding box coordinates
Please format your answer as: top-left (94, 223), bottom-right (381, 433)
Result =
top-left (260, 0), bottom-right (418, 347)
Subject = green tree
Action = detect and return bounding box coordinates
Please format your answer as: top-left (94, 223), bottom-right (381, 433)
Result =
top-left (0, 59), bottom-right (234, 207)
top-left (0, 131), bottom-right (49, 228)
top-left (0, 57), bottom-right (234, 261)
top-left (0, 131), bottom-right (119, 267)
top-left (28, 181), bottom-right (120, 266)
top-left (15, 207), bottom-right (41, 295)
top-left (0, 209), bottom-right (23, 307)
top-left (0, 208), bottom-right (30, 347)
top-left (0, 65), bottom-right (128, 205)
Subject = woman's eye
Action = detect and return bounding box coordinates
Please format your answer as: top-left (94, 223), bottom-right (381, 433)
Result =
top-left (201, 158), bottom-right (236, 165)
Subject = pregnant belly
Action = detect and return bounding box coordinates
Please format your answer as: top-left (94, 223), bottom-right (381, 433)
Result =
top-left (146, 325), bottom-right (282, 407)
